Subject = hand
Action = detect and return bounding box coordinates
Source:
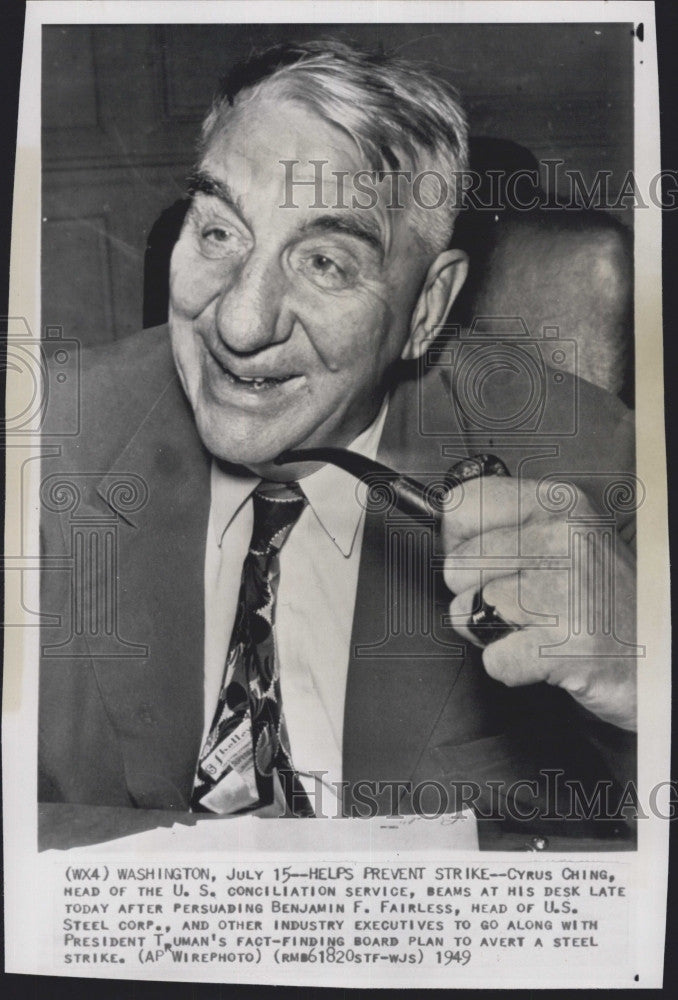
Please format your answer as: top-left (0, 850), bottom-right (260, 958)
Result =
top-left (441, 475), bottom-right (637, 732)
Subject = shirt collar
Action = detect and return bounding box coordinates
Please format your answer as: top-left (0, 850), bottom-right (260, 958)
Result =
top-left (210, 397), bottom-right (389, 558)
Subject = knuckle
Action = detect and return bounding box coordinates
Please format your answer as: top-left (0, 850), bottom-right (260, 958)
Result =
top-left (448, 595), bottom-right (471, 630)
top-left (481, 642), bottom-right (505, 680)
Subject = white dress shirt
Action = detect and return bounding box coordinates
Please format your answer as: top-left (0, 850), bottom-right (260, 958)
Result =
top-left (203, 401), bottom-right (388, 800)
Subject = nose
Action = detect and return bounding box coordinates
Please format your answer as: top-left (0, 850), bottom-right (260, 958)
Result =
top-left (214, 254), bottom-right (290, 355)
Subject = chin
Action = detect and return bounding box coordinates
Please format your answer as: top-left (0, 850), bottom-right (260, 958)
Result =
top-left (204, 436), bottom-right (283, 470)
top-left (194, 414), bottom-right (285, 469)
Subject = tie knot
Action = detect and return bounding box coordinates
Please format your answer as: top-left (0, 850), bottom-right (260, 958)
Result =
top-left (250, 481), bottom-right (307, 555)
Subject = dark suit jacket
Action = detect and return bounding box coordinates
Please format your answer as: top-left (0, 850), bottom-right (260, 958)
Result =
top-left (39, 326), bottom-right (637, 840)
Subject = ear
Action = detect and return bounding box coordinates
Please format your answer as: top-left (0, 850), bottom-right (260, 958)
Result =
top-left (401, 248), bottom-right (468, 361)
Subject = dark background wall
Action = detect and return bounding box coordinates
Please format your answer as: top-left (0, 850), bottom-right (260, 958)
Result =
top-left (42, 22), bottom-right (634, 347)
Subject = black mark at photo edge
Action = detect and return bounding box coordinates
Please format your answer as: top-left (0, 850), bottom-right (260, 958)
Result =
top-left (657, 2), bottom-right (678, 992)
top-left (2, 4), bottom-right (26, 995)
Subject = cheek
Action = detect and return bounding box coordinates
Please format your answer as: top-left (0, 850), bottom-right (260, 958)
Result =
top-left (169, 240), bottom-right (225, 316)
top-left (168, 303), bottom-right (201, 401)
top-left (299, 288), bottom-right (399, 373)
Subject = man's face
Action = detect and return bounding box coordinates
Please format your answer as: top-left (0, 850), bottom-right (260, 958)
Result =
top-left (169, 89), bottom-right (435, 474)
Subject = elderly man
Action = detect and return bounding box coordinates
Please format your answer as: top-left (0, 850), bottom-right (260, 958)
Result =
top-left (39, 41), bottom-right (636, 841)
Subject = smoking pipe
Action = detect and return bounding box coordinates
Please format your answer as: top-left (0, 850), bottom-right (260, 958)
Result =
top-left (276, 448), bottom-right (518, 645)
top-left (275, 447), bottom-right (511, 522)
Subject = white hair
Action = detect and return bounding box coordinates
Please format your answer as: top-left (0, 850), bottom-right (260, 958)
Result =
top-left (199, 40), bottom-right (469, 254)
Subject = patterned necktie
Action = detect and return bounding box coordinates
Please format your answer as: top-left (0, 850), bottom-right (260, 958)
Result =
top-left (192, 480), bottom-right (313, 817)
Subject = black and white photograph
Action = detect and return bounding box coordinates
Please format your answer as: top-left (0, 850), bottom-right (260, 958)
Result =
top-left (3, 0), bottom-right (669, 989)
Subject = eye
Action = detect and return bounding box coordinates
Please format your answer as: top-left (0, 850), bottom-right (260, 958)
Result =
top-left (199, 225), bottom-right (239, 258)
top-left (293, 249), bottom-right (355, 291)
top-left (311, 254), bottom-right (336, 273)
top-left (197, 223), bottom-right (248, 261)
top-left (204, 226), bottom-right (230, 243)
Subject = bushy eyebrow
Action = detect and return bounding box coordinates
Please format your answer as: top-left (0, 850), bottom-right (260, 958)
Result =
top-left (187, 171), bottom-right (384, 257)
top-left (187, 170), bottom-right (239, 211)
top-left (301, 214), bottom-right (384, 257)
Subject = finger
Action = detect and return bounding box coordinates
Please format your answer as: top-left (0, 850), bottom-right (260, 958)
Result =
top-left (483, 627), bottom-right (636, 730)
top-left (440, 476), bottom-right (537, 550)
top-left (449, 585), bottom-right (566, 688)
top-left (448, 571), bottom-right (567, 644)
top-left (447, 585), bottom-right (487, 645)
top-left (441, 474), bottom-right (594, 550)
top-left (447, 579), bottom-right (531, 646)
top-left (442, 523), bottom-right (569, 596)
top-left (481, 627), bottom-right (550, 688)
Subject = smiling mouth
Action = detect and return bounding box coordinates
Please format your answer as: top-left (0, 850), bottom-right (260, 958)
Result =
top-left (214, 357), bottom-right (300, 391)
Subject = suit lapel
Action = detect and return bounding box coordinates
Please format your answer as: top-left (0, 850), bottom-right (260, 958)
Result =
top-left (92, 372), bottom-right (211, 809)
top-left (343, 365), bottom-right (478, 808)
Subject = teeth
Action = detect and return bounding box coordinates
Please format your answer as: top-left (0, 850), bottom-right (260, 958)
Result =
top-left (228, 370), bottom-right (290, 388)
